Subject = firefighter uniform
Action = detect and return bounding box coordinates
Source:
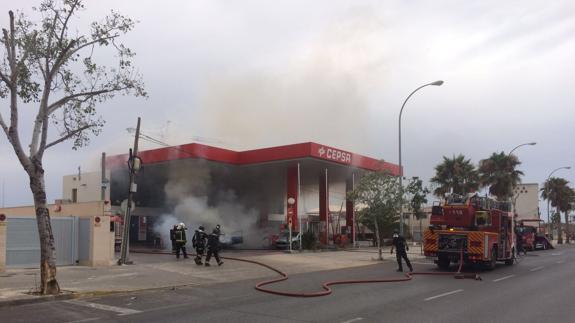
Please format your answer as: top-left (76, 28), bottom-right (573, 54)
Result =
top-left (391, 230), bottom-right (413, 272)
top-left (174, 223), bottom-right (188, 259)
top-left (205, 227), bottom-right (223, 266)
top-left (192, 226), bottom-right (208, 265)
top-left (169, 225), bottom-right (177, 254)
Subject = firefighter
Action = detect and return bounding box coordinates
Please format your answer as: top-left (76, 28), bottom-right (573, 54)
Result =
top-left (174, 223), bottom-right (189, 259)
top-left (390, 229), bottom-right (413, 272)
top-left (192, 225), bottom-right (208, 265)
top-left (169, 224), bottom-right (177, 254)
top-left (516, 225), bottom-right (526, 256)
top-left (205, 226), bottom-right (223, 266)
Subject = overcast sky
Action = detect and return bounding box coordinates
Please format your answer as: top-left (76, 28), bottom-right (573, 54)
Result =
top-left (1, 0), bottom-right (574, 216)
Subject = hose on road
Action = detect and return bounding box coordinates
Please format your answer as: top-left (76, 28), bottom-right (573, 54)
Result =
top-left (227, 249), bottom-right (481, 298)
top-left (132, 249), bottom-right (481, 298)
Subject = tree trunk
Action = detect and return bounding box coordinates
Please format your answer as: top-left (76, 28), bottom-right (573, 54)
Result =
top-left (556, 211), bottom-right (563, 244)
top-left (373, 217), bottom-right (383, 260)
top-left (29, 162), bottom-right (60, 295)
top-left (565, 211), bottom-right (570, 244)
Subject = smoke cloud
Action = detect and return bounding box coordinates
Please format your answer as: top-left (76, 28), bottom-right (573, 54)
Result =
top-left (152, 163), bottom-right (273, 249)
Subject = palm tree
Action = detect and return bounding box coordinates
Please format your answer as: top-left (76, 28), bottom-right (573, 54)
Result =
top-left (541, 178), bottom-right (572, 244)
top-left (562, 188), bottom-right (575, 244)
top-left (430, 154), bottom-right (479, 198)
top-left (478, 152), bottom-right (523, 201)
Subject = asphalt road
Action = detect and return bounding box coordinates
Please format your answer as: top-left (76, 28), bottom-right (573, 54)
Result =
top-left (2, 245), bottom-right (574, 323)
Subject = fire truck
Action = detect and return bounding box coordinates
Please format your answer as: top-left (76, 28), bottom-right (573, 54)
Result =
top-left (516, 219), bottom-right (553, 251)
top-left (424, 194), bottom-right (515, 270)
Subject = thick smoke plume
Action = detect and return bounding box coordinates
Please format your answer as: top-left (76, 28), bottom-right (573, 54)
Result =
top-left (153, 162), bottom-right (272, 249)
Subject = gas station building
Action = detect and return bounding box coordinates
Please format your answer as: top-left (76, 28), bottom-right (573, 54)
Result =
top-left (106, 142), bottom-right (400, 246)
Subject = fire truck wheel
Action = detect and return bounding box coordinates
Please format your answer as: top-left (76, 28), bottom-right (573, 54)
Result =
top-left (505, 248), bottom-right (515, 266)
top-left (487, 247), bottom-right (497, 270)
top-left (437, 256), bottom-right (450, 270)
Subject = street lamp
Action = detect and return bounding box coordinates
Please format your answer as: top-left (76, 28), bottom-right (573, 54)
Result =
top-left (508, 142), bottom-right (536, 229)
top-left (287, 197), bottom-right (295, 253)
top-left (398, 80), bottom-right (443, 236)
top-left (508, 142), bottom-right (536, 156)
top-left (545, 166), bottom-right (571, 237)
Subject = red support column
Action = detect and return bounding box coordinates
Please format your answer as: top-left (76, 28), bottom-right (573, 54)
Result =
top-left (346, 173), bottom-right (355, 245)
top-left (287, 166), bottom-right (298, 231)
top-left (319, 169), bottom-right (329, 245)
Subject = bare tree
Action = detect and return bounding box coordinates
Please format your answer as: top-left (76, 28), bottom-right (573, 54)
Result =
top-left (0, 0), bottom-right (145, 294)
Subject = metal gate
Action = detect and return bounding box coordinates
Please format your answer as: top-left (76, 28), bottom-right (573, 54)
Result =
top-left (6, 217), bottom-right (79, 268)
top-left (78, 218), bottom-right (91, 264)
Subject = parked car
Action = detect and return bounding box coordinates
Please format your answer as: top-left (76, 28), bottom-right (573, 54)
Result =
top-left (219, 231), bottom-right (243, 248)
top-left (274, 231), bottom-right (300, 249)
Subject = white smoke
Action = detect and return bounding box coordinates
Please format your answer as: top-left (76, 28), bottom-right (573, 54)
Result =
top-left (153, 171), bottom-right (271, 249)
top-left (152, 214), bottom-right (180, 251)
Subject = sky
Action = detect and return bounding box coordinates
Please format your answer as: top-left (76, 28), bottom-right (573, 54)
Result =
top-left (1, 0), bottom-right (574, 218)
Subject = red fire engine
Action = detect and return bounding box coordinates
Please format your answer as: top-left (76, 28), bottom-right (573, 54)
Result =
top-left (516, 219), bottom-right (553, 251)
top-left (424, 194), bottom-right (515, 270)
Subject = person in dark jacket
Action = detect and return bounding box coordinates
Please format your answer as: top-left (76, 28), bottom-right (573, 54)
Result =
top-left (205, 226), bottom-right (223, 266)
top-left (390, 229), bottom-right (413, 272)
top-left (169, 225), bottom-right (177, 254)
top-left (192, 225), bottom-right (208, 265)
top-left (174, 223), bottom-right (188, 259)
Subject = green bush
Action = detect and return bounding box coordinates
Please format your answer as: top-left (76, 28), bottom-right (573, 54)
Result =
top-left (302, 231), bottom-right (318, 250)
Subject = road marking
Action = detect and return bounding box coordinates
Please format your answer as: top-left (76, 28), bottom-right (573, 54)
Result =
top-left (65, 300), bottom-right (142, 316)
top-left (556, 260), bottom-right (565, 264)
top-left (340, 318), bottom-right (364, 323)
top-left (493, 275), bottom-right (515, 282)
top-left (411, 262), bottom-right (436, 265)
top-left (65, 319), bottom-right (100, 323)
top-left (551, 253), bottom-right (562, 256)
top-left (424, 289), bottom-right (463, 301)
top-left (530, 266), bottom-right (545, 272)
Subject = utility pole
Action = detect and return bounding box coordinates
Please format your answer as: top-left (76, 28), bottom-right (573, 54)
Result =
top-left (118, 117), bottom-right (141, 265)
top-left (101, 152), bottom-right (107, 201)
top-left (1, 179), bottom-right (4, 208)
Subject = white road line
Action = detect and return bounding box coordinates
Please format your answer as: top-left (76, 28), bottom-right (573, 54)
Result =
top-left (556, 260), bottom-right (565, 264)
top-left (65, 318), bottom-right (100, 323)
top-left (340, 318), bottom-right (364, 323)
top-left (65, 300), bottom-right (142, 316)
top-left (424, 289), bottom-right (463, 301)
top-left (551, 253), bottom-right (562, 256)
top-left (530, 266), bottom-right (545, 272)
top-left (492, 275), bottom-right (515, 282)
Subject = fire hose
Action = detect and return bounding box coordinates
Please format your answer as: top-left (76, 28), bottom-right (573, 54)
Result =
top-left (225, 249), bottom-right (482, 298)
top-left (134, 249), bottom-right (481, 298)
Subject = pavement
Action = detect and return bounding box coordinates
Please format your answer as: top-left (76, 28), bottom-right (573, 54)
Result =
top-left (0, 244), bottom-right (427, 307)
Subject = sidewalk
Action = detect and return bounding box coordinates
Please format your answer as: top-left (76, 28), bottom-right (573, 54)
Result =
top-left (0, 246), bottom-right (425, 306)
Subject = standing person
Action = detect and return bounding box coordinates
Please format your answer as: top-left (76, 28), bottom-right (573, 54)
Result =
top-left (205, 226), bottom-right (223, 266)
top-left (174, 223), bottom-right (189, 259)
top-left (192, 225), bottom-right (208, 265)
top-left (390, 229), bottom-right (413, 272)
top-left (515, 225), bottom-right (525, 256)
top-left (169, 224), bottom-right (177, 254)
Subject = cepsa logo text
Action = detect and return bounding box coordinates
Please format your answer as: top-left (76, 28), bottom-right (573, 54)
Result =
top-left (318, 146), bottom-right (352, 164)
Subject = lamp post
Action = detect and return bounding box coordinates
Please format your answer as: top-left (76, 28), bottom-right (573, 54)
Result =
top-left (508, 142), bottom-right (536, 217)
top-left (398, 80), bottom-right (443, 235)
top-left (545, 166), bottom-right (571, 238)
top-left (287, 197), bottom-right (295, 253)
top-left (508, 142), bottom-right (536, 156)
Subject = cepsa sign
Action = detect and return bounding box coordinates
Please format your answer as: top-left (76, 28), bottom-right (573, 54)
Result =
top-left (317, 146), bottom-right (352, 164)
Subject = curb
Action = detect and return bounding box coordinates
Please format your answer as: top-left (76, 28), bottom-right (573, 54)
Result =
top-left (0, 291), bottom-right (76, 308)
